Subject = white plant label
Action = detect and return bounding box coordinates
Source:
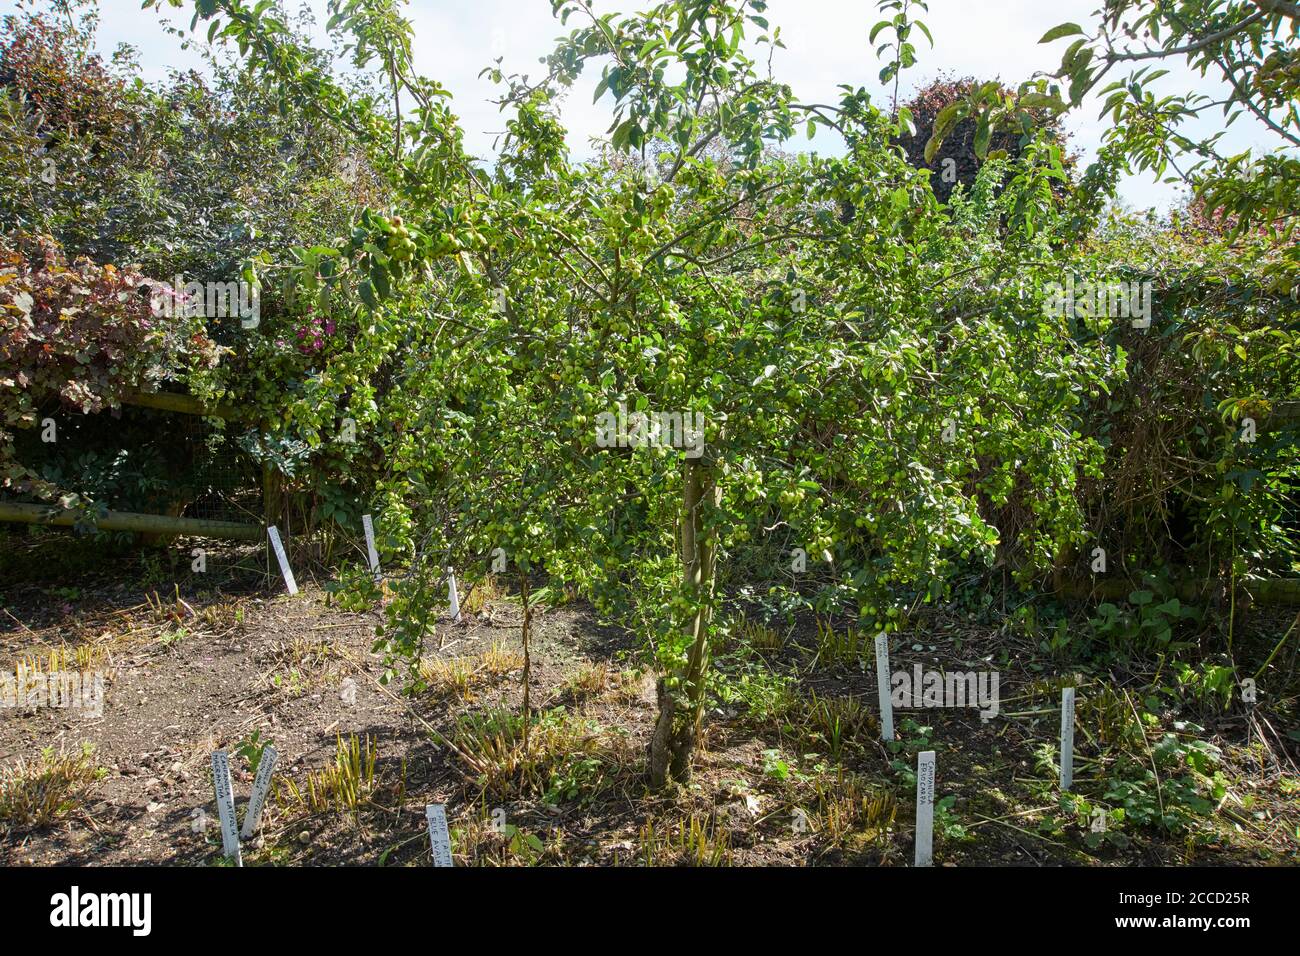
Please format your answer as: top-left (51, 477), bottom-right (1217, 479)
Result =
top-left (874, 632), bottom-right (894, 741)
top-left (447, 569), bottom-right (461, 623)
top-left (362, 514), bottom-right (380, 577)
top-left (210, 751), bottom-right (242, 865)
top-left (240, 745), bottom-right (279, 840)
top-left (426, 804), bottom-right (453, 867)
top-left (915, 750), bottom-right (935, 867)
top-left (267, 525), bottom-right (298, 595)
top-left (1060, 687), bottom-right (1075, 791)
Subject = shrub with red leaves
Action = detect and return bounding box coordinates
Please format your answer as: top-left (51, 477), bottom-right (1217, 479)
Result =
top-left (896, 75), bottom-right (1073, 204)
top-left (1174, 194), bottom-right (1282, 244)
top-left (0, 11), bottom-right (133, 146)
top-left (0, 233), bottom-right (219, 497)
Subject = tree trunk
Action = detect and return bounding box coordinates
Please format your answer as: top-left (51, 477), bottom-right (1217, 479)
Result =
top-left (648, 457), bottom-right (720, 789)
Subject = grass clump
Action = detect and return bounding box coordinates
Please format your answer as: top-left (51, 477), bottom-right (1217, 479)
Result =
top-left (0, 743), bottom-right (103, 831)
top-left (451, 706), bottom-right (626, 804)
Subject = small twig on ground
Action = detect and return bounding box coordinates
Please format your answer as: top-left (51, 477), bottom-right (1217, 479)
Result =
top-left (967, 805), bottom-right (1055, 829)
top-left (973, 813), bottom-right (1069, 850)
top-left (1, 607), bottom-right (35, 633)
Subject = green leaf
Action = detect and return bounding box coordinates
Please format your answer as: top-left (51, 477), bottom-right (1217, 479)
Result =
top-left (358, 279), bottom-right (378, 310)
top-left (1019, 91), bottom-right (1063, 111)
top-left (898, 106), bottom-right (915, 138)
top-left (973, 115), bottom-right (991, 159)
top-left (611, 118), bottom-right (637, 151)
top-left (1039, 22), bottom-right (1084, 43)
top-left (925, 102), bottom-right (966, 163)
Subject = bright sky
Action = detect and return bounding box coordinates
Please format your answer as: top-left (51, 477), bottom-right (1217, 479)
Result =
top-left (3, 0), bottom-right (1287, 211)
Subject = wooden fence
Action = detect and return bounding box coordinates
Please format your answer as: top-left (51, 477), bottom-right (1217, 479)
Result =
top-left (0, 389), bottom-right (265, 542)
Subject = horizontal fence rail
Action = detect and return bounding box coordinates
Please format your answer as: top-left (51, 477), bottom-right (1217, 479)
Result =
top-left (117, 390), bottom-right (248, 421)
top-left (0, 501), bottom-right (263, 542)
